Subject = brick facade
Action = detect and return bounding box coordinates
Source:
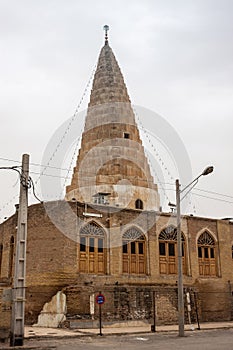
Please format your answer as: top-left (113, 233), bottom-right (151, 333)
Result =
top-left (0, 201), bottom-right (232, 332)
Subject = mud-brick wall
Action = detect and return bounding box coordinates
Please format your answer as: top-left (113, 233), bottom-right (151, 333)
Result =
top-left (65, 285), bottom-right (181, 325)
top-left (65, 285), bottom-right (92, 318)
top-left (0, 286), bottom-right (11, 343)
top-left (110, 287), bottom-right (153, 321)
top-left (195, 280), bottom-right (232, 322)
top-left (103, 286), bottom-right (180, 324)
top-left (156, 288), bottom-right (178, 325)
top-left (25, 285), bottom-right (66, 325)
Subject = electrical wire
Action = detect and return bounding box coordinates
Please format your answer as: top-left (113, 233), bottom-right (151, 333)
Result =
top-left (34, 64), bottom-right (96, 186)
top-left (134, 109), bottom-right (175, 182)
top-left (192, 192), bottom-right (233, 204)
top-left (30, 171), bottom-right (71, 180)
top-left (194, 187), bottom-right (233, 200)
top-left (1, 160), bottom-right (232, 202)
top-left (0, 166), bottom-right (21, 175)
top-left (59, 136), bottom-right (82, 199)
top-left (28, 177), bottom-right (42, 203)
top-left (0, 166), bottom-right (42, 220)
top-left (0, 157), bottom-right (67, 170)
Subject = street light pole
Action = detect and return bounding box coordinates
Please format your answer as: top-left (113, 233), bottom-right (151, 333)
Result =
top-left (176, 166), bottom-right (214, 337)
top-left (176, 179), bottom-right (184, 337)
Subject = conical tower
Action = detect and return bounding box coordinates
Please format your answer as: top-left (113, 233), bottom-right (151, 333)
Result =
top-left (66, 27), bottom-right (160, 211)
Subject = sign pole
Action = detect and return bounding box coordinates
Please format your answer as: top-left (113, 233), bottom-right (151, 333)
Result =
top-left (194, 292), bottom-right (201, 330)
top-left (95, 292), bottom-right (105, 336)
top-left (99, 302), bottom-right (102, 336)
top-left (151, 291), bottom-right (156, 332)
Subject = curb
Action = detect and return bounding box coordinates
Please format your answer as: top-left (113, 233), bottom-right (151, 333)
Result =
top-left (24, 324), bottom-right (233, 340)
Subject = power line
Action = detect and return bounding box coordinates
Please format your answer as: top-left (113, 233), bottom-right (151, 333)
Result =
top-left (134, 109), bottom-right (175, 182)
top-left (0, 166), bottom-right (42, 220)
top-left (0, 193), bottom-right (19, 213)
top-left (134, 108), bottom-right (198, 214)
top-left (59, 135), bottom-right (82, 199)
top-left (0, 157), bottom-right (21, 164)
top-left (156, 185), bottom-right (233, 204)
top-left (28, 177), bottom-right (42, 203)
top-left (1, 159), bottom-right (232, 201)
top-left (0, 157), bottom-right (72, 171)
top-left (153, 180), bottom-right (233, 201)
top-left (194, 187), bottom-right (233, 200)
top-left (30, 171), bottom-right (71, 180)
top-left (34, 64), bottom-right (96, 186)
top-left (192, 192), bottom-right (233, 204)
top-left (0, 165), bottom-right (21, 174)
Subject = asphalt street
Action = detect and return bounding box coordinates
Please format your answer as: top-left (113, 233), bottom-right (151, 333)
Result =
top-left (21, 329), bottom-right (233, 350)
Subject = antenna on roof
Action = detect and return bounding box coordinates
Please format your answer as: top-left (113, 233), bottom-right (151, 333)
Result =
top-left (103, 25), bottom-right (109, 45)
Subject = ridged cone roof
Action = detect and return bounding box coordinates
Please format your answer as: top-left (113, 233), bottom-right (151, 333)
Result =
top-left (89, 42), bottom-right (131, 107)
top-left (66, 39), bottom-right (160, 211)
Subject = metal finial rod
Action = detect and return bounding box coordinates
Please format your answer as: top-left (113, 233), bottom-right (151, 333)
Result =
top-left (103, 25), bottom-right (109, 45)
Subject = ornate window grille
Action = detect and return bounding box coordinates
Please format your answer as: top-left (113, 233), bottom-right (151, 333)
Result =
top-left (123, 227), bottom-right (145, 242)
top-left (122, 227), bottom-right (146, 274)
top-left (79, 222), bottom-right (106, 274)
top-left (197, 231), bottom-right (215, 246)
top-left (158, 226), bottom-right (186, 275)
top-left (197, 231), bottom-right (216, 277)
top-left (80, 222), bottom-right (105, 237)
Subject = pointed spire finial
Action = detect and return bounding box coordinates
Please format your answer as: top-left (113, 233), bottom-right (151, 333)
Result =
top-left (103, 25), bottom-right (109, 45)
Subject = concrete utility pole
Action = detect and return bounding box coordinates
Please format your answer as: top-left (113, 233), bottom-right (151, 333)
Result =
top-left (10, 154), bottom-right (30, 347)
top-left (176, 179), bottom-right (185, 337)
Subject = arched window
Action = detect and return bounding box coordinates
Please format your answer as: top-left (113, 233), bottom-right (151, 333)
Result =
top-left (8, 236), bottom-right (14, 279)
top-left (122, 227), bottom-right (146, 274)
top-left (198, 231), bottom-right (216, 276)
top-left (79, 222), bottom-right (106, 274)
top-left (135, 199), bottom-right (143, 210)
top-left (159, 226), bottom-right (186, 275)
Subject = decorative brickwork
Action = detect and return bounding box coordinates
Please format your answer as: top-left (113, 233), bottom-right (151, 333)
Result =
top-left (66, 42), bottom-right (160, 211)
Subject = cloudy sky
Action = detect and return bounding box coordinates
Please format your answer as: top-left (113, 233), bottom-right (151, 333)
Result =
top-left (0, 0), bottom-right (232, 222)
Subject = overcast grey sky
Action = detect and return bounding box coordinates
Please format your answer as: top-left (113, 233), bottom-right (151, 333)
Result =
top-left (0, 0), bottom-right (232, 221)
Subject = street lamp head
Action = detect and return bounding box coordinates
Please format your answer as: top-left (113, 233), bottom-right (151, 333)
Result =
top-left (202, 166), bottom-right (214, 176)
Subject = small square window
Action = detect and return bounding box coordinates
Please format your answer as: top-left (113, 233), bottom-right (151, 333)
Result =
top-left (124, 132), bottom-right (130, 139)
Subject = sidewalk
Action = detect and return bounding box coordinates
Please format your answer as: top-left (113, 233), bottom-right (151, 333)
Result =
top-left (1, 322), bottom-right (233, 350)
top-left (24, 320), bottom-right (233, 339)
